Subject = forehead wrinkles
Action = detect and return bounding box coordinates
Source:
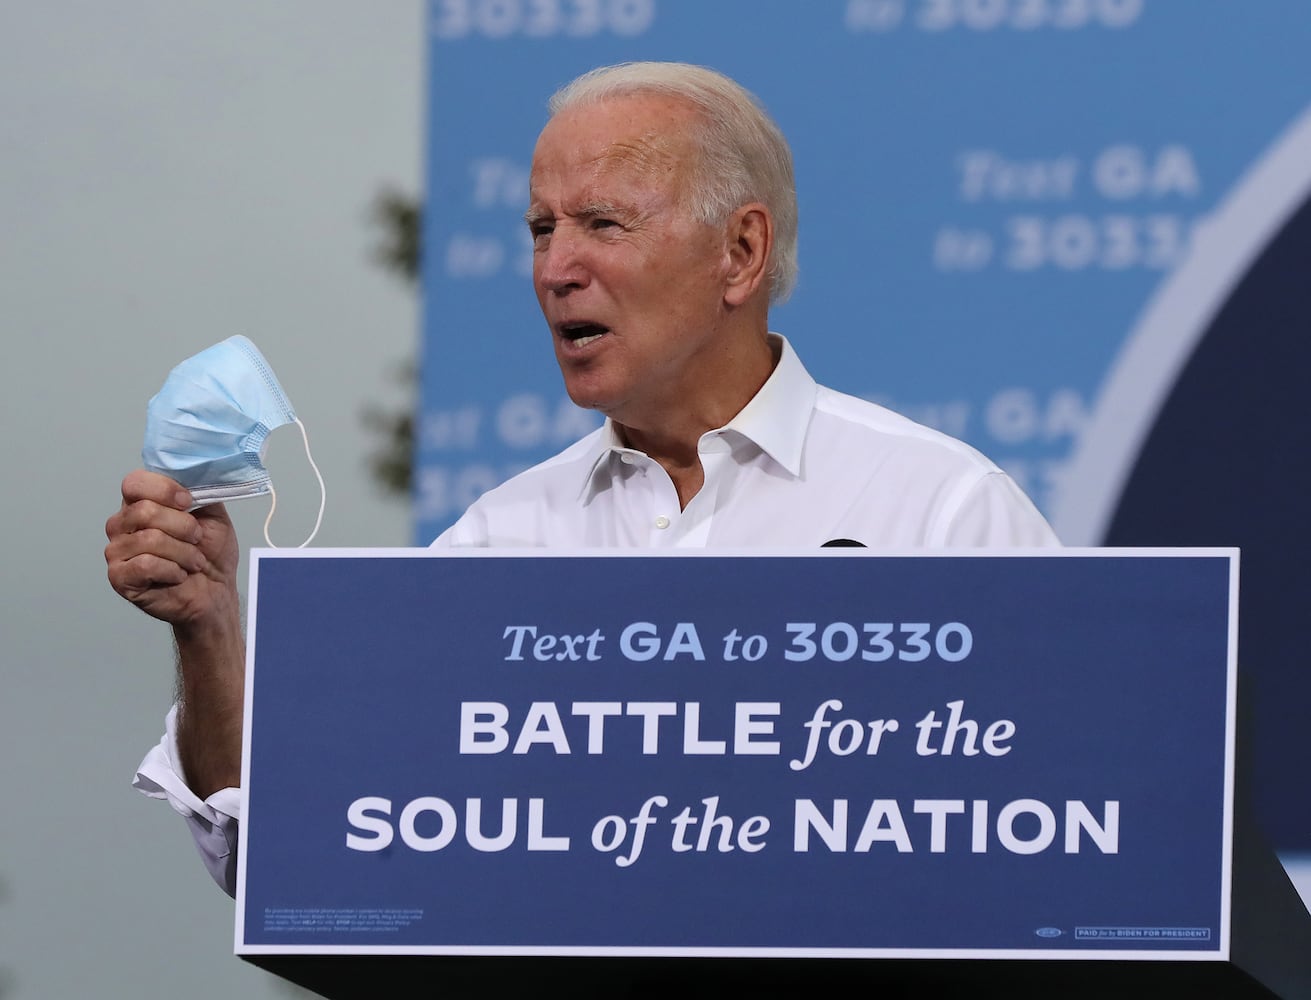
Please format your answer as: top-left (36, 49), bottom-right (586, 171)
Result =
top-left (531, 96), bottom-right (709, 217)
top-left (577, 129), bottom-right (690, 208)
top-left (534, 122), bottom-right (693, 198)
top-left (595, 128), bottom-right (680, 173)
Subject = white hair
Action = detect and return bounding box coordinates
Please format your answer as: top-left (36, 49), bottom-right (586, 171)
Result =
top-left (548, 62), bottom-right (799, 304)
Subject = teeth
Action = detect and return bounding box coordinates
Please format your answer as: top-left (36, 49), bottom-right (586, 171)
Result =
top-left (560, 322), bottom-right (607, 346)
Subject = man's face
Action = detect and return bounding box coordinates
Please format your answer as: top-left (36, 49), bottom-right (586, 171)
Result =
top-left (527, 94), bottom-right (734, 430)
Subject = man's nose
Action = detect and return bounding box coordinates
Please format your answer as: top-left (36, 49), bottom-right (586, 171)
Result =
top-left (536, 229), bottom-right (589, 295)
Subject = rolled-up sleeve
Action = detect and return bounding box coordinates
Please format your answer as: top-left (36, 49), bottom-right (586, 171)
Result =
top-left (132, 703), bottom-right (241, 897)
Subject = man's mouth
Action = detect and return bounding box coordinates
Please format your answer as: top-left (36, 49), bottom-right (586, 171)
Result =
top-left (559, 322), bottom-right (609, 348)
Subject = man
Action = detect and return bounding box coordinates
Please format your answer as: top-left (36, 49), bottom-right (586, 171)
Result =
top-left (105, 62), bottom-right (1057, 895)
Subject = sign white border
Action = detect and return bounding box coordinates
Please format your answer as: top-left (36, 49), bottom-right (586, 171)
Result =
top-left (234, 547), bottom-right (1238, 963)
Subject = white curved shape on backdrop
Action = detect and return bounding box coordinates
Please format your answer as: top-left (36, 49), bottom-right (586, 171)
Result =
top-left (1051, 103), bottom-right (1311, 545)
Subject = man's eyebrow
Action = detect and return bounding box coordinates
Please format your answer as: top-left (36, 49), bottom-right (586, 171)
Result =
top-left (576, 201), bottom-right (624, 218)
top-left (524, 202), bottom-right (628, 227)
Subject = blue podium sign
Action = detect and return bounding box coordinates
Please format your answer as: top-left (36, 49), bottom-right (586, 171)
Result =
top-left (236, 549), bottom-right (1237, 961)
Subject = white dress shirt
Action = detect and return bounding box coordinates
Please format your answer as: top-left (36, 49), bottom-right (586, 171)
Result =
top-left (134, 334), bottom-right (1058, 896)
top-left (435, 336), bottom-right (1058, 550)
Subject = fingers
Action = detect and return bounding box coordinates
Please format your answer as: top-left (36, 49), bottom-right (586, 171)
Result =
top-left (106, 470), bottom-right (203, 612)
top-left (109, 472), bottom-right (200, 542)
top-left (107, 549), bottom-right (190, 595)
top-left (106, 469), bottom-right (242, 626)
top-left (120, 469), bottom-right (193, 511)
top-left (109, 498), bottom-right (201, 545)
top-left (107, 523), bottom-right (206, 575)
top-left (104, 520), bottom-right (203, 608)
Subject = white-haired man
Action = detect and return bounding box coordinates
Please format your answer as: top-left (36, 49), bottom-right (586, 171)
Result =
top-left (106, 62), bottom-right (1057, 895)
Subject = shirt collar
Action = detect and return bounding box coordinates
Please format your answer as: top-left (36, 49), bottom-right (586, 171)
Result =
top-left (577, 333), bottom-right (817, 502)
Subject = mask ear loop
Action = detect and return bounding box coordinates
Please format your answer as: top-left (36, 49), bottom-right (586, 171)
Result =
top-left (263, 417), bottom-right (326, 548)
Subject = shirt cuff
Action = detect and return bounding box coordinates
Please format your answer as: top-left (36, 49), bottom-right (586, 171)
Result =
top-left (132, 703), bottom-right (241, 898)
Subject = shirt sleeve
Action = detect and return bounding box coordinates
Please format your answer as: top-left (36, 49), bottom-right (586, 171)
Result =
top-left (938, 471), bottom-right (1062, 547)
top-left (132, 703), bottom-right (241, 898)
top-left (429, 502), bottom-right (490, 547)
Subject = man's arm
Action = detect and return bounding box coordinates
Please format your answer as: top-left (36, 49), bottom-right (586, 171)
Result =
top-left (105, 469), bottom-right (244, 798)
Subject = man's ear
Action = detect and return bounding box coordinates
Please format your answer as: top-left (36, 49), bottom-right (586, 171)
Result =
top-left (723, 203), bottom-right (773, 307)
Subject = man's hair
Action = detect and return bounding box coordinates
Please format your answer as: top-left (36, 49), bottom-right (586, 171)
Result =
top-left (548, 62), bottom-right (799, 304)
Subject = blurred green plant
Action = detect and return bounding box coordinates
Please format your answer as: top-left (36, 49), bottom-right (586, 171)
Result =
top-left (363, 186), bottom-right (421, 496)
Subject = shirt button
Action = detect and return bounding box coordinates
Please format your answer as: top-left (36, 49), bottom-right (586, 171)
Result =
top-left (654, 515), bottom-right (670, 530)
top-left (620, 453), bottom-right (635, 465)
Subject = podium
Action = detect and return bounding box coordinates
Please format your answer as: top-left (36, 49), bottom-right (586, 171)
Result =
top-left (234, 549), bottom-right (1311, 997)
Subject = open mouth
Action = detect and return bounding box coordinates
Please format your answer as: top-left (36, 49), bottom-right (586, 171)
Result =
top-left (559, 321), bottom-right (610, 348)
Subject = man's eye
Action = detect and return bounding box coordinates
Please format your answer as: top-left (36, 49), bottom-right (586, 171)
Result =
top-left (530, 225), bottom-right (553, 245)
top-left (591, 218), bottom-right (619, 230)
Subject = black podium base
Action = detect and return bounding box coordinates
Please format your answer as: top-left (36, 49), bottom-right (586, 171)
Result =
top-left (248, 952), bottom-right (1287, 999)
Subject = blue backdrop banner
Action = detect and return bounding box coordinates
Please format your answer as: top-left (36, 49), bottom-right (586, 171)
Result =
top-left (237, 549), bottom-right (1237, 957)
top-left (416, 0), bottom-right (1311, 852)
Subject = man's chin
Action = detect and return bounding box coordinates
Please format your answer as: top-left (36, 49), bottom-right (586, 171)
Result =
top-left (560, 378), bottom-right (617, 416)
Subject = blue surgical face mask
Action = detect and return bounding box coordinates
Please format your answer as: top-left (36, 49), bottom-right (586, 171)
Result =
top-left (142, 335), bottom-right (324, 547)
